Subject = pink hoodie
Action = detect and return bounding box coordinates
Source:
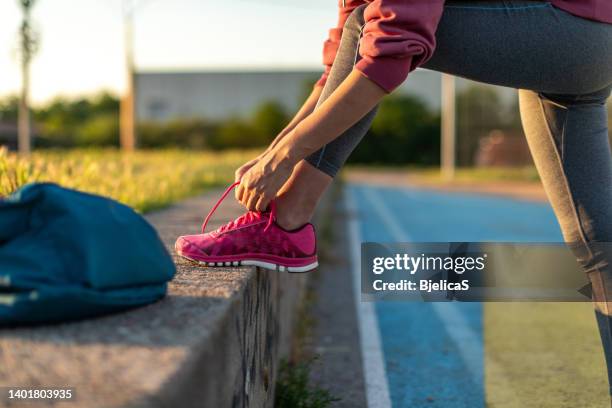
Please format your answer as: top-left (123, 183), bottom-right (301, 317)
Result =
top-left (317, 0), bottom-right (612, 93)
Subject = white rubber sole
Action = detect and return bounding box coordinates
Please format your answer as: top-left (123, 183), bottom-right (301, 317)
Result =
top-left (179, 254), bottom-right (318, 273)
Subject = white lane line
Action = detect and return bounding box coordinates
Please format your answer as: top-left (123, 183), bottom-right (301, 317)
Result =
top-left (346, 187), bottom-right (392, 408)
top-left (361, 186), bottom-right (485, 383)
top-left (362, 186), bottom-right (411, 243)
top-left (362, 186), bottom-right (515, 398)
top-left (430, 302), bottom-right (483, 380)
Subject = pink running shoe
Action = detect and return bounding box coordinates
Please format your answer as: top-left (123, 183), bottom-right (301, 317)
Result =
top-left (175, 182), bottom-right (318, 273)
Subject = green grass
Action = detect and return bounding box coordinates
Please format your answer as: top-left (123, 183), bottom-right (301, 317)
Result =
top-left (274, 182), bottom-right (343, 408)
top-left (275, 359), bottom-right (340, 408)
top-left (347, 165), bottom-right (541, 183)
top-left (485, 303), bottom-right (609, 408)
top-left (412, 166), bottom-right (540, 183)
top-left (0, 147), bottom-right (258, 212)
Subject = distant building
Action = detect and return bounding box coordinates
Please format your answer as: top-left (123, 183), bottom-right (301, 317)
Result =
top-left (135, 70), bottom-right (316, 122)
top-left (134, 69), bottom-right (456, 122)
top-left (135, 69), bottom-right (519, 122)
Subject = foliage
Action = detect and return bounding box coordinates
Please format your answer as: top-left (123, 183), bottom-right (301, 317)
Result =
top-left (456, 84), bottom-right (522, 166)
top-left (208, 100), bottom-right (288, 149)
top-left (211, 118), bottom-right (259, 149)
top-left (382, 165), bottom-right (540, 183)
top-left (0, 96), bottom-right (19, 122)
top-left (0, 148), bottom-right (257, 212)
top-left (75, 114), bottom-right (119, 146)
top-left (349, 94), bottom-right (441, 166)
top-left (17, 0), bottom-right (39, 66)
top-left (1, 84), bottom-right (525, 167)
top-left (0, 93), bottom-right (290, 150)
top-left (35, 92), bottom-right (120, 146)
top-left (275, 359), bottom-right (339, 408)
top-left (138, 119), bottom-right (215, 149)
top-left (251, 101), bottom-right (289, 144)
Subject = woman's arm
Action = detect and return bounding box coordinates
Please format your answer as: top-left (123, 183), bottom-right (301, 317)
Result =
top-left (318, 0), bottom-right (369, 88)
top-left (234, 84), bottom-right (323, 182)
top-left (277, 70), bottom-right (384, 163)
top-left (237, 70), bottom-right (385, 211)
top-left (235, 0), bottom-right (368, 184)
top-left (237, 0), bottom-right (446, 210)
top-left (267, 84), bottom-right (323, 151)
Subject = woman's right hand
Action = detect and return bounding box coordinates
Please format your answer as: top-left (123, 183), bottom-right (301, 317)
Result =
top-left (232, 85), bottom-right (324, 200)
top-left (235, 157), bottom-right (261, 182)
top-left (234, 154), bottom-right (265, 199)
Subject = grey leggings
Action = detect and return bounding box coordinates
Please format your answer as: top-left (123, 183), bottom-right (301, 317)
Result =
top-left (305, 0), bottom-right (612, 394)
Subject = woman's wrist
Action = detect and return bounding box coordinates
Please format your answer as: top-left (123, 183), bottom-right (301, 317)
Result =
top-left (271, 136), bottom-right (304, 168)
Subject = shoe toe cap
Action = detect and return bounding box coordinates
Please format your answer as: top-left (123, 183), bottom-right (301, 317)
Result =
top-left (175, 234), bottom-right (215, 255)
top-left (175, 235), bottom-right (198, 254)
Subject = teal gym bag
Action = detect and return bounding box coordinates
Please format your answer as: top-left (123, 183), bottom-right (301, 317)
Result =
top-left (0, 183), bottom-right (176, 325)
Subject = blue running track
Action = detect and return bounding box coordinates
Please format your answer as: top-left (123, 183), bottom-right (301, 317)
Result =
top-left (348, 183), bottom-right (563, 408)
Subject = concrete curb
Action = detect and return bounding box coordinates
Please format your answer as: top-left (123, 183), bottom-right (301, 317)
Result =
top-left (143, 268), bottom-right (307, 408)
top-left (0, 191), bottom-right (308, 408)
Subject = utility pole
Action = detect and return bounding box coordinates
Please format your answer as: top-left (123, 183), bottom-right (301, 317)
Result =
top-left (18, 45), bottom-right (31, 155)
top-left (120, 0), bottom-right (137, 151)
top-left (441, 73), bottom-right (456, 180)
top-left (17, 0), bottom-right (38, 155)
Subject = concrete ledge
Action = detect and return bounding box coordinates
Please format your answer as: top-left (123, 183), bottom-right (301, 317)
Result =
top-left (0, 192), bottom-right (308, 408)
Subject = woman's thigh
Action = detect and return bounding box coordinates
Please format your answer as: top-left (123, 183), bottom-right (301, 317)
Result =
top-left (422, 1), bottom-right (612, 94)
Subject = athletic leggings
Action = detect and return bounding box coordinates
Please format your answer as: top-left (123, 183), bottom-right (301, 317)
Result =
top-left (304, 0), bottom-right (612, 394)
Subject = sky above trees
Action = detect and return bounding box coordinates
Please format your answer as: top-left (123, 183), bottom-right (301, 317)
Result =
top-left (0, 0), bottom-right (334, 104)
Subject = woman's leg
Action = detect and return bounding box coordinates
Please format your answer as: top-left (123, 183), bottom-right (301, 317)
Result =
top-left (276, 4), bottom-right (375, 229)
top-left (423, 2), bottom-right (612, 392)
top-left (277, 0), bottom-right (612, 394)
top-left (278, 1), bottom-right (612, 229)
top-left (519, 86), bottom-right (612, 392)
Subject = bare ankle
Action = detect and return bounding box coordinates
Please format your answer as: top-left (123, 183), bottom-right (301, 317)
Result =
top-left (275, 207), bottom-right (311, 230)
top-left (273, 161), bottom-right (332, 230)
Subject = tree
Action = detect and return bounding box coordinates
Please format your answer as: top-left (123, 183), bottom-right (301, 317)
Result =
top-left (251, 101), bottom-right (288, 145)
top-left (349, 95), bottom-right (440, 166)
top-left (16, 0), bottom-right (39, 155)
top-left (456, 85), bottom-right (505, 166)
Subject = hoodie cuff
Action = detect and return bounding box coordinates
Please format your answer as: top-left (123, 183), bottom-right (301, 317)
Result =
top-left (355, 55), bottom-right (414, 93)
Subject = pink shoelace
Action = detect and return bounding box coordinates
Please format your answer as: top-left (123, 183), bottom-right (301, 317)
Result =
top-left (201, 181), bottom-right (277, 234)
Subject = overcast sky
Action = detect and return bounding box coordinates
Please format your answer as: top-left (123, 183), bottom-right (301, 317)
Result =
top-left (0, 0), bottom-right (336, 104)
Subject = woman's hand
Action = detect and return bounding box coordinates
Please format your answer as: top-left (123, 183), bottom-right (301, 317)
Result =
top-left (232, 86), bottom-right (324, 204)
top-left (234, 155), bottom-right (263, 182)
top-left (236, 149), bottom-right (295, 212)
top-left (235, 70), bottom-right (385, 211)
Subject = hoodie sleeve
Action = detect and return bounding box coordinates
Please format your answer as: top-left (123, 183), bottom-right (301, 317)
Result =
top-left (319, 0), bottom-right (445, 93)
top-left (356, 0), bottom-right (444, 92)
top-left (316, 0), bottom-right (367, 88)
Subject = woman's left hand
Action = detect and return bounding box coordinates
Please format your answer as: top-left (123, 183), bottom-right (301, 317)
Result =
top-left (236, 149), bottom-right (295, 212)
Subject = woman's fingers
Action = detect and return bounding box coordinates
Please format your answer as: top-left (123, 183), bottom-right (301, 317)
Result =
top-left (234, 157), bottom-right (259, 183)
top-left (244, 190), bottom-right (259, 211)
top-left (255, 194), bottom-right (271, 212)
top-left (235, 183), bottom-right (246, 203)
top-left (234, 165), bottom-right (249, 183)
top-left (238, 183), bottom-right (269, 212)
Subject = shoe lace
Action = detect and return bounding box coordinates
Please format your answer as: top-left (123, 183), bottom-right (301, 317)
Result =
top-left (201, 181), bottom-right (276, 234)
